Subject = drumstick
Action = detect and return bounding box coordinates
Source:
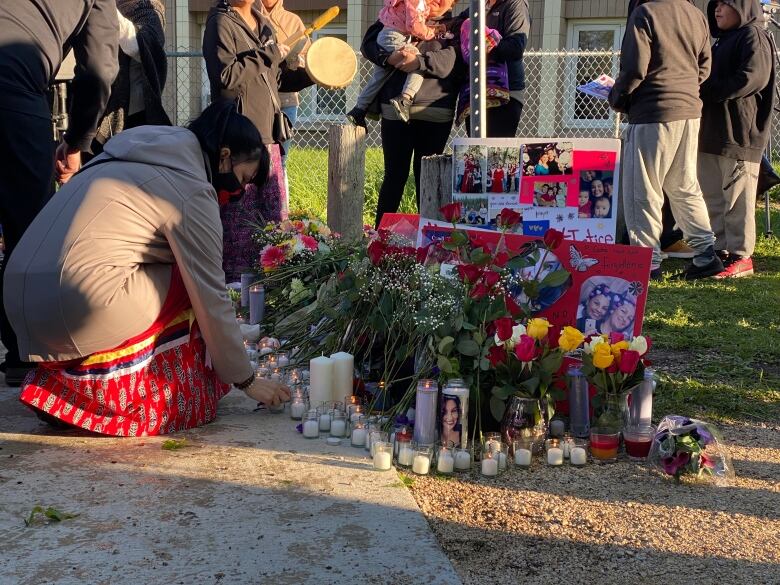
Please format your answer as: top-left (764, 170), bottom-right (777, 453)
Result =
top-left (284, 6), bottom-right (340, 47)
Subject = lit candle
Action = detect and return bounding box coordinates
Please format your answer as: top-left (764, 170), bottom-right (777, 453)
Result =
top-left (570, 447), bottom-right (587, 466)
top-left (550, 419), bottom-right (565, 437)
top-left (547, 448), bottom-right (564, 466)
top-left (309, 356), bottom-right (334, 406)
top-left (454, 450), bottom-right (471, 470)
top-left (481, 457), bottom-right (498, 477)
top-left (351, 426), bottom-right (367, 447)
top-left (412, 454), bottom-right (431, 475)
top-left (398, 446), bottom-right (414, 466)
top-left (270, 368), bottom-right (282, 381)
top-left (277, 353), bottom-right (290, 368)
top-left (330, 352), bottom-right (354, 401)
top-left (303, 420), bottom-right (319, 438)
top-left (437, 450), bottom-right (455, 474)
top-left (373, 450), bottom-right (392, 470)
top-left (249, 284), bottom-right (265, 325)
top-left (514, 449), bottom-right (532, 467)
top-left (290, 401), bottom-right (306, 420)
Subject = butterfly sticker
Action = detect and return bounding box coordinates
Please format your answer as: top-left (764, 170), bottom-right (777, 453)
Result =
top-left (569, 245), bottom-right (599, 272)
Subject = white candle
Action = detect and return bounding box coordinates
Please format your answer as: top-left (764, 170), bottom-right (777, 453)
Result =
top-left (550, 420), bottom-right (565, 437)
top-left (303, 420), bottom-right (319, 438)
top-left (259, 346), bottom-right (274, 356)
top-left (437, 452), bottom-right (455, 473)
top-left (412, 454), bottom-right (431, 475)
top-left (318, 413), bottom-right (331, 432)
top-left (240, 273), bottom-right (254, 307)
top-left (290, 402), bottom-right (306, 419)
top-left (373, 451), bottom-right (392, 470)
top-left (454, 451), bottom-right (471, 470)
top-left (277, 355), bottom-right (290, 368)
top-left (351, 427), bottom-right (367, 446)
top-left (350, 412), bottom-right (362, 423)
top-left (514, 448), bottom-right (532, 467)
top-left (309, 356), bottom-right (334, 406)
top-left (497, 452), bottom-right (507, 471)
top-left (270, 370), bottom-right (282, 382)
top-left (330, 352), bottom-right (354, 401)
top-left (547, 447), bottom-right (564, 466)
top-left (570, 447), bottom-right (587, 465)
top-left (398, 446), bottom-right (414, 466)
top-left (481, 458), bottom-right (498, 476)
top-left (330, 419), bottom-right (346, 437)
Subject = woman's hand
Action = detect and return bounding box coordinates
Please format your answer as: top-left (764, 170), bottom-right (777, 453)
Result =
top-left (277, 43), bottom-right (290, 60)
top-left (394, 49), bottom-right (421, 73)
top-left (242, 378), bottom-right (291, 406)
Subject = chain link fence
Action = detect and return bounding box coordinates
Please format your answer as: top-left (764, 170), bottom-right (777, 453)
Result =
top-left (164, 49), bottom-right (780, 213)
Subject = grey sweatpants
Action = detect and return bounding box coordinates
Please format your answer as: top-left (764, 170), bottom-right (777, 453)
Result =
top-left (354, 27), bottom-right (423, 110)
top-left (621, 119), bottom-right (715, 268)
top-left (697, 152), bottom-right (759, 258)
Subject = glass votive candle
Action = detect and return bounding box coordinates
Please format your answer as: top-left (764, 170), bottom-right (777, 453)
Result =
top-left (546, 438), bottom-right (564, 466)
top-left (270, 368), bottom-right (282, 382)
top-left (267, 400), bottom-right (285, 414)
top-left (412, 445), bottom-right (433, 475)
top-left (396, 438), bottom-right (415, 468)
top-left (257, 339), bottom-right (274, 356)
top-left (302, 410), bottom-right (320, 439)
top-left (369, 431), bottom-right (389, 457)
top-left (244, 341), bottom-right (258, 362)
top-left (570, 439), bottom-right (588, 467)
top-left (372, 441), bottom-right (393, 471)
top-left (480, 452), bottom-right (499, 477)
top-left (317, 405), bottom-right (332, 432)
top-left (562, 434), bottom-right (575, 459)
top-left (436, 444), bottom-right (455, 475)
top-left (256, 364), bottom-right (270, 380)
top-left (513, 438), bottom-right (534, 468)
top-left (290, 395), bottom-right (307, 420)
top-left (330, 411), bottom-right (347, 437)
top-left (349, 405), bottom-right (365, 425)
top-left (364, 422), bottom-right (379, 452)
top-left (276, 351), bottom-right (290, 367)
top-left (623, 424), bottom-right (656, 461)
top-left (453, 446), bottom-right (473, 472)
top-left (266, 354), bottom-right (278, 369)
top-left (590, 427), bottom-right (621, 463)
top-left (350, 418), bottom-right (367, 447)
top-left (286, 368), bottom-right (302, 387)
top-left (482, 432), bottom-right (503, 455)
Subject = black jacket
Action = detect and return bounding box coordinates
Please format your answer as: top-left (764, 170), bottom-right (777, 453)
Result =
top-left (458, 0), bottom-right (529, 92)
top-left (361, 18), bottom-right (464, 115)
top-left (0, 0), bottom-right (119, 151)
top-left (202, 2), bottom-right (312, 144)
top-left (609, 0), bottom-right (711, 124)
top-left (699, 0), bottom-right (775, 162)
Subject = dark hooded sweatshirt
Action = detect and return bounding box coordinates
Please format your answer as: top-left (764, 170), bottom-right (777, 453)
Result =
top-left (699, 0), bottom-right (775, 163)
top-left (609, 0), bottom-right (711, 124)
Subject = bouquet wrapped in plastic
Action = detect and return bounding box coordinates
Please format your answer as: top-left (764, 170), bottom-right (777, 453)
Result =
top-left (648, 416), bottom-right (735, 484)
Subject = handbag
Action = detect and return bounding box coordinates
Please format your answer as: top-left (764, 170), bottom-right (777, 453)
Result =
top-left (757, 154), bottom-right (780, 195)
top-left (261, 72), bottom-right (294, 144)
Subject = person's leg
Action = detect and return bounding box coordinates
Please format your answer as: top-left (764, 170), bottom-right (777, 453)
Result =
top-left (280, 105), bottom-right (297, 201)
top-left (410, 119), bottom-right (454, 210)
top-left (484, 99), bottom-right (523, 138)
top-left (375, 117), bottom-right (414, 226)
top-left (659, 194), bottom-right (686, 252)
top-left (0, 107), bottom-right (54, 381)
top-left (697, 152), bottom-right (727, 252)
top-left (719, 158), bottom-right (759, 259)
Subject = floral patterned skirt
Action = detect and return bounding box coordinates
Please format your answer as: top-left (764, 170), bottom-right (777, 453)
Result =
top-left (19, 267), bottom-right (230, 436)
top-left (221, 143), bottom-right (288, 282)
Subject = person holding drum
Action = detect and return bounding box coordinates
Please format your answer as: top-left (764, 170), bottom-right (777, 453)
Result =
top-left (203, 0), bottom-right (314, 281)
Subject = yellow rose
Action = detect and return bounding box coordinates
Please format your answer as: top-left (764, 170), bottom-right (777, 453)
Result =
top-left (527, 318), bottom-right (551, 340)
top-left (558, 326), bottom-right (585, 352)
top-left (592, 343), bottom-right (615, 369)
top-left (611, 340), bottom-right (630, 357)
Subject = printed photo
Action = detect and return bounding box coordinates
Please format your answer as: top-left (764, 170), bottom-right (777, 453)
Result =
top-left (522, 142), bottom-right (574, 176)
top-left (507, 246), bottom-right (572, 314)
top-left (487, 195), bottom-right (527, 231)
top-left (486, 146), bottom-right (521, 194)
top-left (576, 276), bottom-right (637, 337)
top-left (454, 144), bottom-right (488, 193)
top-left (578, 170), bottom-right (614, 218)
top-left (454, 194), bottom-right (490, 226)
top-left (532, 181), bottom-right (567, 208)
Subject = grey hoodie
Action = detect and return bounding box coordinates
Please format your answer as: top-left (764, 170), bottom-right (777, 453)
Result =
top-left (609, 0), bottom-right (711, 124)
top-left (3, 126), bottom-right (252, 385)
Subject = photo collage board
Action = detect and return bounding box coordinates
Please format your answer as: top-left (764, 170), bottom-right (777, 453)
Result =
top-left (451, 137), bottom-right (621, 244)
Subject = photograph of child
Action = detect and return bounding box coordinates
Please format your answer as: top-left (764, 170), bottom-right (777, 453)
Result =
top-left (579, 170), bottom-right (614, 219)
top-left (576, 277), bottom-right (637, 337)
top-left (454, 194), bottom-right (490, 225)
top-left (522, 142), bottom-right (574, 176)
top-left (533, 181), bottom-right (567, 207)
top-left (486, 146), bottom-right (521, 194)
top-left (454, 144), bottom-right (488, 193)
top-left (508, 247), bottom-right (572, 314)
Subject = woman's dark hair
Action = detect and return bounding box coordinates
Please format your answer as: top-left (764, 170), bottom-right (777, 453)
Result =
top-left (188, 100), bottom-right (270, 189)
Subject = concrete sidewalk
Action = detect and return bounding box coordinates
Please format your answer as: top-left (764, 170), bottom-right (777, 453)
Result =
top-left (0, 386), bottom-right (462, 585)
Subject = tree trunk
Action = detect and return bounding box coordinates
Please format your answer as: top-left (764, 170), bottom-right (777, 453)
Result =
top-left (327, 123), bottom-right (366, 240)
top-left (419, 154), bottom-right (453, 221)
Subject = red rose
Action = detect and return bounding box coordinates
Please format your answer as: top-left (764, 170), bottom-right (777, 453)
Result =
top-left (514, 335), bottom-right (538, 362)
top-left (618, 349), bottom-right (641, 374)
top-left (482, 270), bottom-right (500, 288)
top-left (457, 264), bottom-right (482, 283)
top-left (496, 208), bottom-right (522, 229)
top-left (488, 345), bottom-right (506, 367)
top-left (608, 331), bottom-right (625, 344)
top-left (440, 202), bottom-right (463, 223)
top-left (494, 317), bottom-right (515, 342)
top-left (367, 240), bottom-right (386, 265)
top-left (505, 294), bottom-right (523, 318)
top-left (416, 246), bottom-right (430, 264)
top-left (494, 252), bottom-right (510, 268)
top-left (469, 283), bottom-right (489, 300)
top-left (543, 228), bottom-right (565, 250)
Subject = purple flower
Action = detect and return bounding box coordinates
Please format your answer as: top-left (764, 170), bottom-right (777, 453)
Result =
top-left (296, 423), bottom-right (303, 433)
top-left (662, 452), bottom-right (691, 476)
top-left (395, 415), bottom-right (410, 425)
top-left (696, 426), bottom-right (714, 446)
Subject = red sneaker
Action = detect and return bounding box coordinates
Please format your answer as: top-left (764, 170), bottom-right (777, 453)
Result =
top-left (713, 256), bottom-right (754, 279)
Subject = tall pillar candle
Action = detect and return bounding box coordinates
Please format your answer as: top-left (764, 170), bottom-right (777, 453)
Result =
top-left (440, 379), bottom-right (469, 449)
top-left (413, 379), bottom-right (438, 445)
top-left (567, 366), bottom-right (590, 439)
top-left (309, 356), bottom-right (334, 406)
top-left (240, 273), bottom-right (254, 307)
top-left (249, 284), bottom-right (265, 325)
top-left (330, 352), bottom-right (354, 402)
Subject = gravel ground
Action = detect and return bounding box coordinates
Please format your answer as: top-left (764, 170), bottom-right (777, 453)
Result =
top-left (409, 422), bottom-right (780, 585)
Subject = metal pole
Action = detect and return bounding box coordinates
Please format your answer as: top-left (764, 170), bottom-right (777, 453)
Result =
top-left (468, 0), bottom-right (487, 138)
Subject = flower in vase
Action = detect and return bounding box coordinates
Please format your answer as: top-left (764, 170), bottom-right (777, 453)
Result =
top-left (261, 245), bottom-right (288, 271)
top-left (558, 326), bottom-right (585, 352)
top-left (629, 335), bottom-right (650, 356)
top-left (494, 323), bottom-right (526, 348)
top-left (592, 342), bottom-right (615, 369)
top-left (526, 318), bottom-right (551, 340)
top-left (488, 345), bottom-right (507, 367)
top-left (618, 349), bottom-right (641, 374)
top-left (514, 334), bottom-right (538, 363)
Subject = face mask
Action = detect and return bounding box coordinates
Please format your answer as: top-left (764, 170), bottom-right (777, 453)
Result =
top-left (214, 171), bottom-right (243, 206)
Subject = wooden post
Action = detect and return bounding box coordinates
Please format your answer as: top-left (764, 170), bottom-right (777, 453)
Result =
top-left (419, 154), bottom-right (453, 220)
top-left (327, 123), bottom-right (366, 239)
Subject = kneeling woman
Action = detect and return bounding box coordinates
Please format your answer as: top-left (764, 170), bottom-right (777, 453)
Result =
top-left (3, 102), bottom-right (289, 435)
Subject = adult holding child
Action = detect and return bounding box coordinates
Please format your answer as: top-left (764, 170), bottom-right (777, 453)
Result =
top-left (203, 0), bottom-right (314, 281)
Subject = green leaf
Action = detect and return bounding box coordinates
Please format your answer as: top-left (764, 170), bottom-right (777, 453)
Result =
top-left (461, 321), bottom-right (477, 331)
top-left (540, 268), bottom-right (572, 288)
top-left (162, 439), bottom-right (187, 451)
top-left (25, 506), bottom-right (78, 527)
top-left (450, 230), bottom-right (469, 247)
top-left (489, 396), bottom-right (508, 422)
top-left (480, 357), bottom-right (491, 371)
top-left (457, 339), bottom-right (480, 356)
top-left (473, 331), bottom-right (485, 346)
top-left (491, 385), bottom-right (515, 400)
top-left (519, 376), bottom-right (540, 395)
top-left (438, 336), bottom-right (455, 355)
top-left (437, 355), bottom-right (453, 374)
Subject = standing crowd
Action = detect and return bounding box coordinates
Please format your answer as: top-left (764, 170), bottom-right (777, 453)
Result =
top-left (0, 0), bottom-right (773, 435)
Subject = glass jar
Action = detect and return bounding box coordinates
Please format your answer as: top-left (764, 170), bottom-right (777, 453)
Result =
top-left (545, 438), bottom-right (564, 466)
top-left (590, 427), bottom-right (620, 463)
top-left (453, 446), bottom-right (473, 472)
top-left (372, 441), bottom-right (393, 471)
top-left (411, 444), bottom-right (433, 475)
top-left (436, 444), bottom-right (455, 475)
top-left (396, 438), bottom-right (415, 468)
top-left (481, 440), bottom-right (509, 475)
top-left (290, 393), bottom-right (307, 420)
top-left (513, 437), bottom-right (534, 468)
top-left (276, 351), bottom-right (290, 368)
top-left (329, 411), bottom-right (347, 437)
top-left (350, 418), bottom-right (367, 447)
top-left (317, 405), bottom-right (332, 432)
top-left (369, 431), bottom-right (389, 457)
top-left (570, 438), bottom-right (589, 466)
top-left (302, 410), bottom-right (320, 439)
